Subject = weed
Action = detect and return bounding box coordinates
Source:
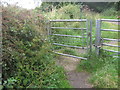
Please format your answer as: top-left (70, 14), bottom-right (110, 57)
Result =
top-left (77, 51), bottom-right (118, 88)
top-left (2, 6), bottom-right (71, 88)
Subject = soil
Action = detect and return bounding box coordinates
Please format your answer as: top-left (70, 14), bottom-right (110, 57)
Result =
top-left (56, 53), bottom-right (93, 88)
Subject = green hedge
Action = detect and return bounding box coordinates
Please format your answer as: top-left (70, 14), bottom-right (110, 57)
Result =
top-left (2, 6), bottom-right (71, 88)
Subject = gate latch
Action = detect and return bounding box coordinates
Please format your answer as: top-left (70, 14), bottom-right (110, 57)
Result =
top-left (93, 44), bottom-right (102, 48)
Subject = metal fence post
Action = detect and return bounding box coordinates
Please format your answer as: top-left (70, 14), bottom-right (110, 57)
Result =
top-left (47, 21), bottom-right (51, 36)
top-left (89, 20), bottom-right (92, 53)
top-left (46, 21), bottom-right (50, 43)
top-left (95, 20), bottom-right (101, 55)
top-left (86, 19), bottom-right (89, 54)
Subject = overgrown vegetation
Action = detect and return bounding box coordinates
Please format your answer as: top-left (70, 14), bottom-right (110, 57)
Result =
top-left (2, 2), bottom-right (119, 88)
top-left (2, 6), bottom-right (71, 88)
top-left (77, 51), bottom-right (118, 88)
top-left (38, 3), bottom-right (119, 88)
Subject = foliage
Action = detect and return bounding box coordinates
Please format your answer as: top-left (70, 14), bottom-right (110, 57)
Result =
top-left (37, 2), bottom-right (119, 13)
top-left (38, 3), bottom-right (119, 88)
top-left (62, 49), bottom-right (77, 56)
top-left (102, 7), bottom-right (118, 17)
top-left (2, 6), bottom-right (71, 88)
top-left (83, 2), bottom-right (119, 12)
top-left (3, 2), bottom-right (119, 88)
top-left (77, 51), bottom-right (118, 88)
top-left (36, 2), bottom-right (80, 12)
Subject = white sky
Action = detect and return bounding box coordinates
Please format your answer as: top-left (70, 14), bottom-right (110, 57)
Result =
top-left (1, 0), bottom-right (42, 9)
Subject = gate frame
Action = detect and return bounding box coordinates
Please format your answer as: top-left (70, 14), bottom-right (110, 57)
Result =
top-left (48, 19), bottom-right (92, 60)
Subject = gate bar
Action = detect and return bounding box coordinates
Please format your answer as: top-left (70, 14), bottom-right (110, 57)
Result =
top-left (102, 43), bottom-right (120, 47)
top-left (101, 19), bottom-right (120, 22)
top-left (53, 43), bottom-right (87, 49)
top-left (103, 49), bottom-right (120, 53)
top-left (51, 27), bottom-right (87, 30)
top-left (51, 34), bottom-right (86, 38)
top-left (53, 51), bottom-right (87, 60)
top-left (102, 38), bottom-right (120, 42)
top-left (101, 29), bottom-right (120, 32)
top-left (50, 19), bottom-right (87, 22)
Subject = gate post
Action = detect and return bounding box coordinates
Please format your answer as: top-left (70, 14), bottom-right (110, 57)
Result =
top-left (89, 20), bottom-right (92, 53)
top-left (47, 21), bottom-right (51, 36)
top-left (95, 20), bottom-right (101, 55)
top-left (86, 19), bottom-right (89, 54)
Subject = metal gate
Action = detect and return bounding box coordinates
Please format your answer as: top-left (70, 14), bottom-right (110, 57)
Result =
top-left (95, 19), bottom-right (120, 58)
top-left (48, 19), bottom-right (92, 60)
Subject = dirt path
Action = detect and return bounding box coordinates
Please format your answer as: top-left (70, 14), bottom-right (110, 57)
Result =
top-left (56, 55), bottom-right (93, 88)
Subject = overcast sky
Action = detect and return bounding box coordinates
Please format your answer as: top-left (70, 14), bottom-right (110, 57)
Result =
top-left (1, 0), bottom-right (42, 9)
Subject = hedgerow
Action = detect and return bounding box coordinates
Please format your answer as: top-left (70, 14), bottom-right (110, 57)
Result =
top-left (2, 6), bottom-right (71, 88)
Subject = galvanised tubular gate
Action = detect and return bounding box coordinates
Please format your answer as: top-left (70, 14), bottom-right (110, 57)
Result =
top-left (95, 19), bottom-right (120, 58)
top-left (48, 19), bottom-right (119, 59)
top-left (49, 19), bottom-right (92, 60)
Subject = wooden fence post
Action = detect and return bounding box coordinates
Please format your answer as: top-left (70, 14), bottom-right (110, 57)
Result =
top-left (95, 20), bottom-right (101, 55)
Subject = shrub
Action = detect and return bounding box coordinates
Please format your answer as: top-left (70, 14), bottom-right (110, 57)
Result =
top-left (102, 8), bottom-right (118, 17)
top-left (2, 6), bottom-right (71, 88)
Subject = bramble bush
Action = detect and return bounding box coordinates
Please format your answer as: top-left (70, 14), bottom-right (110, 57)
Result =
top-left (2, 6), bottom-right (71, 88)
